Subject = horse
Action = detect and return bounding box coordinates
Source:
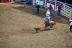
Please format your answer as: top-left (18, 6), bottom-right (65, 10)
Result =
top-left (44, 20), bottom-right (56, 29)
top-left (34, 20), bottom-right (56, 33)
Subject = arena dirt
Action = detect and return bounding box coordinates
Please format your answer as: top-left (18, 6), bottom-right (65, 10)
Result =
top-left (0, 3), bottom-right (72, 48)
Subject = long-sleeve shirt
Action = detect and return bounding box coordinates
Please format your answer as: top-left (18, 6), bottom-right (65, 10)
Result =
top-left (46, 10), bottom-right (50, 16)
top-left (36, 5), bottom-right (40, 9)
top-left (48, 6), bottom-right (53, 10)
top-left (58, 6), bottom-right (61, 10)
top-left (45, 11), bottom-right (51, 23)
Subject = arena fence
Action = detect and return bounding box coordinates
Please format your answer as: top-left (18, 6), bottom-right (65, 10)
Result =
top-left (33, 0), bottom-right (72, 18)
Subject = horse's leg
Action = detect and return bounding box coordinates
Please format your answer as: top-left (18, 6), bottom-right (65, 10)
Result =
top-left (50, 23), bottom-right (53, 28)
top-left (36, 30), bottom-right (38, 33)
top-left (45, 25), bottom-right (47, 29)
top-left (44, 24), bottom-right (48, 30)
top-left (50, 26), bottom-right (53, 28)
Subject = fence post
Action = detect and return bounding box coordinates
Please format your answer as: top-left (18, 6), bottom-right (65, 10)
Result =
top-left (33, 0), bottom-right (36, 5)
top-left (63, 3), bottom-right (65, 12)
top-left (55, 0), bottom-right (57, 11)
top-left (44, 0), bottom-right (46, 8)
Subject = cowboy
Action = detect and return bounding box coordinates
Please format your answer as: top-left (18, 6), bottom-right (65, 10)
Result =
top-left (45, 9), bottom-right (52, 28)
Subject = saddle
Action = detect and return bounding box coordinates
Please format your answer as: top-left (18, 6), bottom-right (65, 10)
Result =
top-left (44, 20), bottom-right (56, 28)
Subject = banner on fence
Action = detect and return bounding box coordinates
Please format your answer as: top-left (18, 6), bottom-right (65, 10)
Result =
top-left (36, 0), bottom-right (44, 5)
top-left (39, 1), bottom-right (44, 5)
top-left (64, 11), bottom-right (71, 17)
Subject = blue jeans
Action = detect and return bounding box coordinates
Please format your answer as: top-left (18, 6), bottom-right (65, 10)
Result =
top-left (46, 17), bottom-right (52, 27)
top-left (57, 10), bottom-right (61, 16)
top-left (50, 10), bottom-right (53, 16)
top-left (36, 8), bottom-right (39, 14)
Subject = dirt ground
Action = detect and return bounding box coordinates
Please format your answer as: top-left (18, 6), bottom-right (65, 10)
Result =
top-left (0, 3), bottom-right (72, 48)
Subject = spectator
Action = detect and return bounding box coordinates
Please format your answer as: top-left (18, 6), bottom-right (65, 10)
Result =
top-left (48, 5), bottom-right (53, 16)
top-left (70, 21), bottom-right (72, 32)
top-left (69, 14), bottom-right (72, 32)
top-left (36, 4), bottom-right (40, 14)
top-left (57, 5), bottom-right (62, 16)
